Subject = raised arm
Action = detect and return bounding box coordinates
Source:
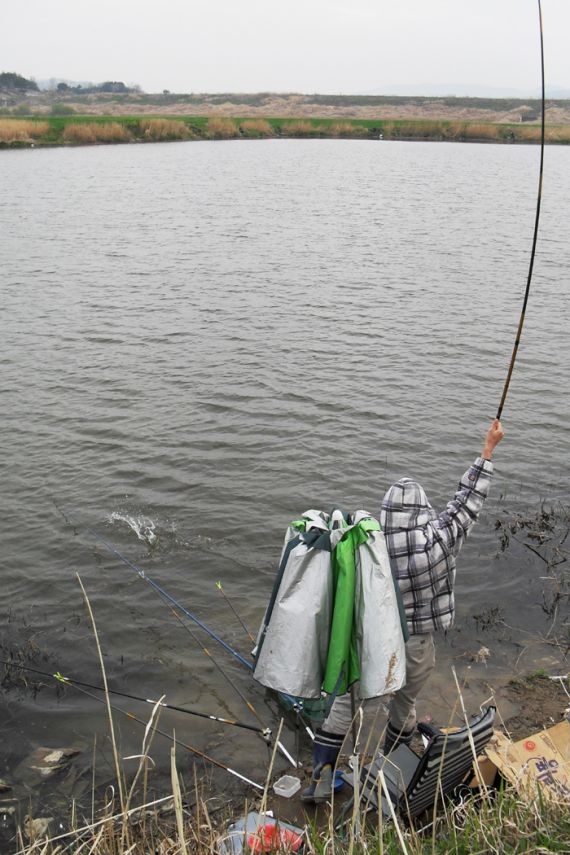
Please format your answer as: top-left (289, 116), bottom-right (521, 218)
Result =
top-left (481, 419), bottom-right (505, 460)
top-left (432, 419), bottom-right (505, 555)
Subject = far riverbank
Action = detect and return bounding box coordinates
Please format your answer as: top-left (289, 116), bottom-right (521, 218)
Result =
top-left (1, 114), bottom-right (570, 148)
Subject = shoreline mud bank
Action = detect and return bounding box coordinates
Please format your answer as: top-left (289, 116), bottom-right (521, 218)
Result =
top-left (1, 671), bottom-right (569, 853)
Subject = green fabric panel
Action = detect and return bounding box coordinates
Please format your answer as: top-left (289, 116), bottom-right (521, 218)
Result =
top-left (359, 518), bottom-right (380, 533)
top-left (322, 523), bottom-right (371, 695)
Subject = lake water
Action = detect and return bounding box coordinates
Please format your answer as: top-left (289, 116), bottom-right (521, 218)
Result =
top-left (1, 139), bottom-right (569, 810)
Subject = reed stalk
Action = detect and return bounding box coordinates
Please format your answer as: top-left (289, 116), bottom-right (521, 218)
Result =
top-left (171, 735), bottom-right (189, 855)
top-left (76, 575), bottom-right (127, 832)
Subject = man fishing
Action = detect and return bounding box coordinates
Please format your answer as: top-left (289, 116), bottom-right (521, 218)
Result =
top-left (302, 418), bottom-right (505, 803)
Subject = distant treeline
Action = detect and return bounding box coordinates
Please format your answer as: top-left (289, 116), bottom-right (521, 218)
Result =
top-left (0, 71), bottom-right (136, 95)
top-left (0, 72), bottom-right (38, 92)
top-left (54, 81), bottom-right (136, 94)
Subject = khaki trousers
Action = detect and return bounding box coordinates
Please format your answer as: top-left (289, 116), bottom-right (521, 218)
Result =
top-left (321, 633), bottom-right (436, 736)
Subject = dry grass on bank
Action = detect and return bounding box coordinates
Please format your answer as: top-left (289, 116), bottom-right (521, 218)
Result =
top-left (62, 122), bottom-right (131, 144)
top-left (381, 119), bottom-right (508, 141)
top-left (461, 122), bottom-right (502, 140)
top-left (12, 670), bottom-right (570, 855)
top-left (0, 119), bottom-right (49, 142)
top-left (394, 120), bottom-right (447, 139)
top-left (280, 120), bottom-right (324, 136)
top-left (548, 125), bottom-right (570, 143)
top-left (328, 121), bottom-right (369, 138)
top-left (239, 119), bottom-right (274, 138)
top-left (206, 117), bottom-right (239, 138)
top-left (15, 758), bottom-right (570, 855)
top-left (511, 125), bottom-right (541, 142)
top-left (140, 119), bottom-right (191, 141)
top-left (330, 786), bottom-right (570, 855)
top-left (3, 114), bottom-right (570, 148)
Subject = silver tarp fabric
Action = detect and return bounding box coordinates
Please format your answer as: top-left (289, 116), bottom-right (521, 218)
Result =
top-left (352, 517), bottom-right (406, 698)
top-left (252, 509), bottom-right (406, 700)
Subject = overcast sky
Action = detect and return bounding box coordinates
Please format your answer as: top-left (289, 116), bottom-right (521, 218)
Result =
top-left (3, 0), bottom-right (569, 95)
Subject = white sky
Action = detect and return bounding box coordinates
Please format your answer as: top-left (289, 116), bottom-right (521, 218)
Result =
top-left (3, 0), bottom-right (569, 95)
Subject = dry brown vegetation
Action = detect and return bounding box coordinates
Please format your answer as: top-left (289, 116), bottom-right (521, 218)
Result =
top-left (0, 119), bottom-right (49, 142)
top-left (398, 120), bottom-right (448, 138)
top-left (328, 121), bottom-right (369, 138)
top-left (515, 125), bottom-right (543, 142)
top-left (2, 110), bottom-right (569, 150)
top-left (281, 120), bottom-right (323, 136)
top-left (206, 117), bottom-right (238, 138)
top-left (548, 125), bottom-right (570, 142)
top-left (439, 121), bottom-right (467, 139)
top-left (461, 122), bottom-right (501, 140)
top-left (62, 122), bottom-right (131, 144)
top-left (140, 118), bottom-right (191, 140)
top-left (239, 118), bottom-right (274, 138)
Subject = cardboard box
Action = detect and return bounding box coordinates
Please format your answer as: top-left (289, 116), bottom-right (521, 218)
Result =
top-left (485, 720), bottom-right (570, 802)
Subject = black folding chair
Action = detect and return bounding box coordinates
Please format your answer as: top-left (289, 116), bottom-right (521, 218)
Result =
top-left (340, 706), bottom-right (496, 824)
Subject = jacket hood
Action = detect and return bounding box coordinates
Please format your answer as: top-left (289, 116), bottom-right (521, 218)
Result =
top-left (380, 478), bottom-right (437, 533)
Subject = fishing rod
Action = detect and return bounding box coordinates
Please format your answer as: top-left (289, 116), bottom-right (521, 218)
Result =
top-left (59, 668), bottom-right (264, 791)
top-left (89, 528), bottom-right (299, 766)
top-left (0, 658), bottom-right (270, 741)
top-left (496, 0), bottom-right (545, 420)
top-left (164, 600), bottom-right (278, 743)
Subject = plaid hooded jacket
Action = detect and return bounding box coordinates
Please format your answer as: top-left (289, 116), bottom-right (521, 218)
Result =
top-left (380, 457), bottom-right (493, 635)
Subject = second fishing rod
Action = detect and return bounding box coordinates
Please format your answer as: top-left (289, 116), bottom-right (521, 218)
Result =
top-left (0, 658), bottom-right (271, 741)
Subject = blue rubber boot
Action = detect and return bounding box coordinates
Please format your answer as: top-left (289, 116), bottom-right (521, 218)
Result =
top-left (301, 729), bottom-right (343, 804)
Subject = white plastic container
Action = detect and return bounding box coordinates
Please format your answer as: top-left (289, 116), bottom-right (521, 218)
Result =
top-left (273, 774), bottom-right (302, 798)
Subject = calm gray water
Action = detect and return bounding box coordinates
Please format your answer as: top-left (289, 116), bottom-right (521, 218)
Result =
top-left (1, 139), bottom-right (569, 804)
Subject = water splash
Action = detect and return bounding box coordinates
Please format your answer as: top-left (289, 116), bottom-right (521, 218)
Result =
top-left (109, 512), bottom-right (158, 546)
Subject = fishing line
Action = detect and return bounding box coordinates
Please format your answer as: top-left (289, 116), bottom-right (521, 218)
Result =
top-left (215, 580), bottom-right (255, 643)
top-left (496, 0), bottom-right (545, 420)
top-left (0, 658), bottom-right (270, 740)
top-left (89, 528), bottom-right (253, 671)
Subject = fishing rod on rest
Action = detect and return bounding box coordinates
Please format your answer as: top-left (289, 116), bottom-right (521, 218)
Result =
top-left (89, 528), bottom-right (299, 766)
top-left (496, 0), bottom-right (545, 420)
top-left (54, 665), bottom-right (264, 791)
top-left (0, 658), bottom-right (271, 742)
